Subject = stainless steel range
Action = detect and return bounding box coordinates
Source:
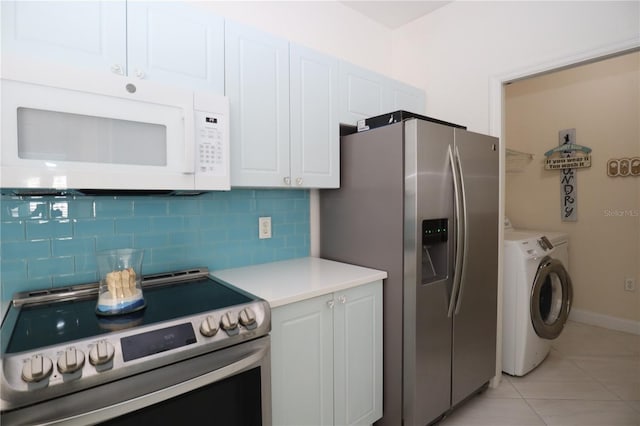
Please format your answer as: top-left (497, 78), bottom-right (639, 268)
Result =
top-left (1, 268), bottom-right (271, 425)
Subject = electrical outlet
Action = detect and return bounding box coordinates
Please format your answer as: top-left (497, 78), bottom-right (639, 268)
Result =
top-left (259, 217), bottom-right (271, 239)
top-left (624, 277), bottom-right (636, 292)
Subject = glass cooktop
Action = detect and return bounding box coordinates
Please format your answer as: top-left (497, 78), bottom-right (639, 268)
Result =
top-left (5, 277), bottom-right (253, 354)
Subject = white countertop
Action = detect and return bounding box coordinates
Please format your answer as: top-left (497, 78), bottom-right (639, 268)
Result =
top-left (212, 257), bottom-right (387, 308)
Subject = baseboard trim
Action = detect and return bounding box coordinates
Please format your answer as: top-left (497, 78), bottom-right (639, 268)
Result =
top-left (569, 308), bottom-right (640, 336)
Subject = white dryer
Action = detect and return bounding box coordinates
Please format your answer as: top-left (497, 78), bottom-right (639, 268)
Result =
top-left (502, 221), bottom-right (573, 376)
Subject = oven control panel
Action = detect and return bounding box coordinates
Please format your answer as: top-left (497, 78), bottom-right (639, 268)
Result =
top-left (1, 301), bottom-right (270, 409)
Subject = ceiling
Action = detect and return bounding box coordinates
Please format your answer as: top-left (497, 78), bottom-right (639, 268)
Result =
top-left (340, 1), bottom-right (451, 29)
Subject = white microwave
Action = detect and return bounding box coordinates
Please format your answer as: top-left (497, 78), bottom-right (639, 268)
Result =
top-left (1, 58), bottom-right (230, 194)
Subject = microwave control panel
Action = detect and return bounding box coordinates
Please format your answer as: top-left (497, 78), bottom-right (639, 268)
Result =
top-left (195, 111), bottom-right (226, 177)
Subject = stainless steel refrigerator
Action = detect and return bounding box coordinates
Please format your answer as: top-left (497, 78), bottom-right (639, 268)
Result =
top-left (320, 116), bottom-right (499, 426)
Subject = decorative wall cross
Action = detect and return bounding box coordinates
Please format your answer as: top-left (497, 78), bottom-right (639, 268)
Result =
top-left (544, 129), bottom-right (592, 222)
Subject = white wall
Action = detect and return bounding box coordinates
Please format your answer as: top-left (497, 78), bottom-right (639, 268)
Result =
top-left (391, 1), bottom-right (640, 134)
top-left (190, 1), bottom-right (393, 76)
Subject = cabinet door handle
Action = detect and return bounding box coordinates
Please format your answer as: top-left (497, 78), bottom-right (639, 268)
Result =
top-left (295, 177), bottom-right (303, 186)
top-left (338, 295), bottom-right (347, 304)
top-left (283, 176), bottom-right (291, 186)
top-left (134, 68), bottom-right (146, 79)
top-left (111, 64), bottom-right (124, 75)
top-left (326, 300), bottom-right (335, 309)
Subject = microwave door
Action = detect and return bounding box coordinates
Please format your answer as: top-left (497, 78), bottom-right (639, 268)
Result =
top-left (1, 78), bottom-right (195, 191)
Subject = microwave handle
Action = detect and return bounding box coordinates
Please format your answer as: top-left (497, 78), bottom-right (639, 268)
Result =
top-left (183, 112), bottom-right (195, 174)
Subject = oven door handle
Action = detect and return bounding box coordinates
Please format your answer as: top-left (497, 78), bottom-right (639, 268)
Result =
top-left (69, 345), bottom-right (269, 426)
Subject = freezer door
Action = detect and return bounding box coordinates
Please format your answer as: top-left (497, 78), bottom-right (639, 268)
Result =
top-left (403, 119), bottom-right (455, 426)
top-left (451, 129), bottom-right (499, 406)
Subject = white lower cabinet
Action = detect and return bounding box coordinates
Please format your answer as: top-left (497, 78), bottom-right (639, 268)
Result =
top-left (271, 281), bottom-right (383, 426)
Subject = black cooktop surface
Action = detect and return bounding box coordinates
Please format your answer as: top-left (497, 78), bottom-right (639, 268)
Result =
top-left (5, 277), bottom-right (253, 354)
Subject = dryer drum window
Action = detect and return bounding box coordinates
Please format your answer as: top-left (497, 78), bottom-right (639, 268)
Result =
top-left (530, 256), bottom-right (573, 340)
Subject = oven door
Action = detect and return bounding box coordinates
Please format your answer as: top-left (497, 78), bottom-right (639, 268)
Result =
top-left (0, 336), bottom-right (271, 426)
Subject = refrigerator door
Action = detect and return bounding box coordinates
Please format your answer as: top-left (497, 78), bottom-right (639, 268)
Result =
top-left (403, 119), bottom-right (455, 426)
top-left (451, 129), bottom-right (499, 406)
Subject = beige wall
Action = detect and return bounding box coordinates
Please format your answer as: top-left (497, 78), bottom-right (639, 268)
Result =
top-left (505, 52), bottom-right (640, 322)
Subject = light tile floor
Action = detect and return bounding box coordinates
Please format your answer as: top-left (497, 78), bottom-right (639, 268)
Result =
top-left (439, 321), bottom-right (640, 425)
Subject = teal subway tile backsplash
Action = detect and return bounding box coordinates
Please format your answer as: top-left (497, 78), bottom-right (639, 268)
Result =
top-left (52, 237), bottom-right (95, 257)
top-left (1, 221), bottom-right (25, 241)
top-left (28, 256), bottom-right (75, 278)
top-left (2, 239), bottom-right (50, 260)
top-left (115, 217), bottom-right (152, 234)
top-left (74, 218), bottom-right (115, 236)
top-left (0, 189), bottom-right (310, 303)
top-left (26, 219), bottom-right (72, 240)
top-left (95, 235), bottom-right (134, 251)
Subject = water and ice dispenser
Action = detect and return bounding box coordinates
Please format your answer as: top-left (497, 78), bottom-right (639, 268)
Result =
top-left (421, 219), bottom-right (449, 284)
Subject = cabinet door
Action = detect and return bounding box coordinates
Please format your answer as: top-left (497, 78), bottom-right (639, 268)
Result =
top-left (271, 295), bottom-right (334, 426)
top-left (334, 281), bottom-right (383, 426)
top-left (290, 45), bottom-right (340, 189)
top-left (391, 80), bottom-right (426, 114)
top-left (225, 21), bottom-right (290, 187)
top-left (1, 0), bottom-right (126, 74)
top-left (338, 61), bottom-right (392, 125)
top-left (127, 2), bottom-right (224, 93)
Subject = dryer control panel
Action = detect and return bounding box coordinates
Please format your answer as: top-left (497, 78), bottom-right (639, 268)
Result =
top-left (517, 237), bottom-right (555, 259)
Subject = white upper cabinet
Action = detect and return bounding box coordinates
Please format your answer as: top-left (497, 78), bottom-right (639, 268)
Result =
top-left (2, 1), bottom-right (224, 93)
top-left (339, 61), bottom-right (392, 125)
top-left (1, 1), bottom-right (126, 72)
top-left (390, 79), bottom-right (427, 115)
top-left (290, 45), bottom-right (340, 188)
top-left (339, 61), bottom-right (426, 125)
top-left (225, 21), bottom-right (291, 187)
top-left (226, 25), bottom-right (339, 188)
top-left (126, 2), bottom-right (224, 93)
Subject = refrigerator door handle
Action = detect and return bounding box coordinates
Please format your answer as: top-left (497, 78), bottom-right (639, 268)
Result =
top-left (447, 145), bottom-right (463, 318)
top-left (454, 145), bottom-right (469, 315)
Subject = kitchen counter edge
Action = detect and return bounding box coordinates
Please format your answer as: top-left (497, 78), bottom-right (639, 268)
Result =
top-left (211, 257), bottom-right (387, 308)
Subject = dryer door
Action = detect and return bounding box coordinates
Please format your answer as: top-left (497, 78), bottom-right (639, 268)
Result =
top-left (530, 256), bottom-right (573, 339)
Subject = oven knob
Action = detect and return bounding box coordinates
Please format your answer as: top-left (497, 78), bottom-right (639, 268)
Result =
top-left (57, 347), bottom-right (85, 374)
top-left (89, 341), bottom-right (115, 366)
top-left (239, 308), bottom-right (257, 328)
top-left (220, 312), bottom-right (238, 333)
top-left (22, 354), bottom-right (53, 383)
top-left (200, 315), bottom-right (219, 337)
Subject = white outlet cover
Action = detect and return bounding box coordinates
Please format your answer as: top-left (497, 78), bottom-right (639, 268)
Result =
top-left (259, 217), bottom-right (271, 239)
top-left (624, 278), bottom-right (636, 291)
